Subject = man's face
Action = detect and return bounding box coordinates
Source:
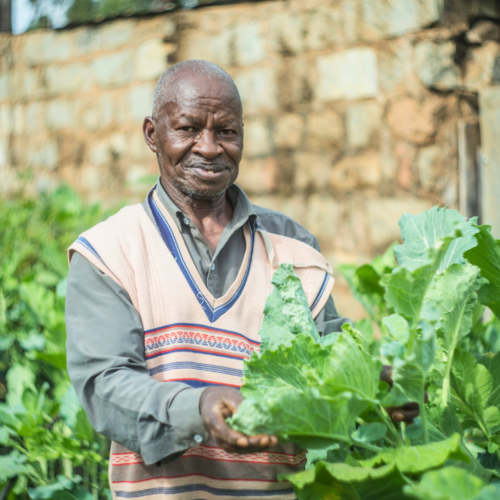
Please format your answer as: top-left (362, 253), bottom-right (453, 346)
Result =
top-left (144, 73), bottom-right (244, 201)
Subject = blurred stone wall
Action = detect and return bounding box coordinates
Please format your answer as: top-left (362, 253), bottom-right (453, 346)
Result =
top-left (0, 0), bottom-right (499, 317)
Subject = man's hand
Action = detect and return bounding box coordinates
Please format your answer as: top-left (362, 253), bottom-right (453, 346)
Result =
top-left (199, 386), bottom-right (278, 454)
top-left (380, 365), bottom-right (423, 424)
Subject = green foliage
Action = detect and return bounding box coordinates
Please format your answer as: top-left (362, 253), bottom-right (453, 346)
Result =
top-left (230, 206), bottom-right (500, 499)
top-left (0, 187), bottom-right (110, 499)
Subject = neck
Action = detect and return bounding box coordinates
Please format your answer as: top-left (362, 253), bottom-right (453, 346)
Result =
top-left (159, 175), bottom-right (233, 252)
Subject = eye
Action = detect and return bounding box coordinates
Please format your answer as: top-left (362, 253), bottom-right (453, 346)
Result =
top-left (220, 129), bottom-right (236, 135)
top-left (180, 126), bottom-right (196, 132)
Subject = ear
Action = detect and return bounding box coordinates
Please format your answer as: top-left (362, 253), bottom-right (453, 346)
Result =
top-left (143, 117), bottom-right (158, 153)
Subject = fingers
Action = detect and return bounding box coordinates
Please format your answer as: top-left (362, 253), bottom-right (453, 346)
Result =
top-left (386, 401), bottom-right (420, 424)
top-left (199, 387), bottom-right (278, 454)
top-left (379, 365), bottom-right (393, 387)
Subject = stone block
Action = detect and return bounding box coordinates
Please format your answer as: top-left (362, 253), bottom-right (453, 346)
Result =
top-left (234, 68), bottom-right (278, 115)
top-left (330, 151), bottom-right (382, 190)
top-left (81, 95), bottom-right (114, 131)
top-left (316, 48), bottom-right (379, 102)
top-left (92, 52), bottom-right (134, 89)
top-left (0, 105), bottom-right (11, 135)
top-left (244, 118), bottom-right (272, 156)
top-left (88, 134), bottom-right (127, 167)
top-left (128, 132), bottom-right (152, 162)
top-left (9, 69), bottom-right (41, 101)
top-left (306, 7), bottom-right (345, 51)
top-left (234, 22), bottom-right (266, 66)
top-left (386, 97), bottom-right (441, 145)
top-left (274, 114), bottom-right (304, 148)
top-left (12, 105), bottom-right (25, 135)
top-left (45, 64), bottom-right (90, 95)
top-left (27, 140), bottom-right (58, 170)
top-left (303, 194), bottom-right (341, 241)
top-left (463, 41), bottom-right (500, 91)
top-left (25, 103), bottom-right (45, 133)
top-left (99, 20), bottom-right (136, 51)
top-left (236, 157), bottom-right (277, 194)
top-left (129, 84), bottom-right (155, 122)
top-left (182, 30), bottom-right (233, 68)
top-left (417, 145), bottom-right (439, 191)
top-left (360, 0), bottom-right (441, 40)
top-left (346, 101), bottom-right (380, 149)
top-left (0, 74), bottom-right (9, 101)
top-left (0, 137), bottom-right (9, 168)
top-left (45, 99), bottom-right (75, 130)
top-left (367, 197), bottom-right (432, 248)
top-left (294, 151), bottom-right (333, 190)
top-left (379, 39), bottom-right (412, 92)
top-left (414, 41), bottom-right (460, 90)
top-left (135, 39), bottom-right (170, 81)
top-left (23, 31), bottom-right (75, 64)
top-left (270, 12), bottom-right (304, 56)
top-left (306, 110), bottom-right (344, 149)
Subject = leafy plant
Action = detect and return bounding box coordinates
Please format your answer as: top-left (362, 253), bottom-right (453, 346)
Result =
top-left (0, 187), bottom-right (111, 500)
top-left (229, 206), bottom-right (500, 499)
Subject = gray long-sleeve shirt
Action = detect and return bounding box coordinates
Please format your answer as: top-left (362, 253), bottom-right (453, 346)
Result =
top-left (66, 180), bottom-right (351, 465)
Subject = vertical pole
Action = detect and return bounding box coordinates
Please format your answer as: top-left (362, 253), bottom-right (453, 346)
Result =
top-left (0, 0), bottom-right (11, 32)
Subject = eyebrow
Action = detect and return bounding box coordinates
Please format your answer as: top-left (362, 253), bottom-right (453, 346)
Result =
top-left (178, 114), bottom-right (239, 128)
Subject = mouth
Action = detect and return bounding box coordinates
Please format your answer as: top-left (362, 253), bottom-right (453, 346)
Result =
top-left (190, 164), bottom-right (230, 180)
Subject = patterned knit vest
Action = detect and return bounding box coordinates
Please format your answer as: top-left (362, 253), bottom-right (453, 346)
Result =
top-left (68, 187), bottom-right (334, 500)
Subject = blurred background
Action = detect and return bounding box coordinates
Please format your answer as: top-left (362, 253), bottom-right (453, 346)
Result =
top-left (1, 0), bottom-right (500, 498)
top-left (2, 0), bottom-right (500, 313)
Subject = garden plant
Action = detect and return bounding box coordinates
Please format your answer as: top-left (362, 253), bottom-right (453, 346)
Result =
top-left (230, 207), bottom-right (500, 500)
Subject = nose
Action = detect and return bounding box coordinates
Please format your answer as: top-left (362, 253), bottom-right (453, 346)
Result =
top-left (192, 130), bottom-right (223, 160)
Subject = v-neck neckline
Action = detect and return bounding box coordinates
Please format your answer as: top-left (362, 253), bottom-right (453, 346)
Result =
top-left (147, 186), bottom-right (256, 323)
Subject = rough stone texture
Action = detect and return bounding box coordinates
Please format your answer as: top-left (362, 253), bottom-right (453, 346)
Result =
top-left (316, 48), bottom-right (379, 101)
top-left (346, 102), bottom-right (380, 149)
top-left (306, 110), bottom-right (344, 149)
top-left (463, 41), bottom-right (500, 91)
top-left (0, 0), bottom-right (490, 319)
top-left (414, 41), bottom-right (460, 90)
top-left (244, 118), bottom-right (272, 157)
top-left (386, 97), bottom-right (442, 145)
top-left (274, 113), bottom-right (304, 148)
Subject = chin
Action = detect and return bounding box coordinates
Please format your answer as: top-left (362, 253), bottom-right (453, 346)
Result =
top-left (178, 181), bottom-right (233, 201)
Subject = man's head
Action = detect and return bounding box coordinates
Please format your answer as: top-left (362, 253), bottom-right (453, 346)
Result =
top-left (143, 60), bottom-right (243, 202)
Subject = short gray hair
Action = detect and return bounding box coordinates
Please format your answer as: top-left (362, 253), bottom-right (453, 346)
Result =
top-left (152, 60), bottom-right (241, 120)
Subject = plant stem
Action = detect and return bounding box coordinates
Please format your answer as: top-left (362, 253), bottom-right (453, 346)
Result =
top-left (375, 406), bottom-right (405, 447)
top-left (419, 393), bottom-right (429, 444)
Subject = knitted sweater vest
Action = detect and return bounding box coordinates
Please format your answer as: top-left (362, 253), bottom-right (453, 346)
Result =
top-left (68, 188), bottom-right (334, 500)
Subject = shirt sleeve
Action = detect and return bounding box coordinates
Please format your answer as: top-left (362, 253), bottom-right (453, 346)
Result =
top-left (65, 252), bottom-right (208, 466)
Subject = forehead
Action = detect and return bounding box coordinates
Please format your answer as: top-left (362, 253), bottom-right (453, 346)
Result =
top-left (165, 74), bottom-right (242, 120)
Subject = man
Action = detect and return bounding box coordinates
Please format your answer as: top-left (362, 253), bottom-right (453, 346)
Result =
top-left (66, 60), bottom-right (418, 499)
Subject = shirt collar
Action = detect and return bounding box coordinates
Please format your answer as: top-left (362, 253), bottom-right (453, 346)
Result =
top-left (154, 177), bottom-right (257, 232)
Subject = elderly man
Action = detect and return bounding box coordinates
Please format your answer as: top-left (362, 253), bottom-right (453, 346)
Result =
top-left (66, 60), bottom-right (417, 500)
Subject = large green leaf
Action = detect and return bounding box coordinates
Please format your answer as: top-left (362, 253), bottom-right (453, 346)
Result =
top-left (231, 331), bottom-right (380, 449)
top-left (359, 434), bottom-right (469, 473)
top-left (259, 264), bottom-right (319, 351)
top-left (394, 207), bottom-right (478, 273)
top-left (404, 467), bottom-right (486, 500)
top-left (425, 264), bottom-right (483, 405)
top-left (381, 236), bottom-right (455, 331)
top-left (6, 364), bottom-right (36, 407)
top-left (451, 349), bottom-right (500, 438)
top-left (0, 452), bottom-right (30, 481)
top-left (282, 462), bottom-right (407, 500)
top-left (464, 225), bottom-right (500, 318)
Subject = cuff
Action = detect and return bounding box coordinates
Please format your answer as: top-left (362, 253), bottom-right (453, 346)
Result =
top-left (168, 386), bottom-right (208, 446)
top-left (138, 385), bottom-right (208, 466)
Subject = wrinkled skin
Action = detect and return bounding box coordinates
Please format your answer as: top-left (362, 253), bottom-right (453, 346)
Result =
top-left (143, 70), bottom-right (419, 454)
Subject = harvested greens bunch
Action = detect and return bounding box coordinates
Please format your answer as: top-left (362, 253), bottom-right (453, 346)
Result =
top-left (229, 207), bottom-right (500, 500)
